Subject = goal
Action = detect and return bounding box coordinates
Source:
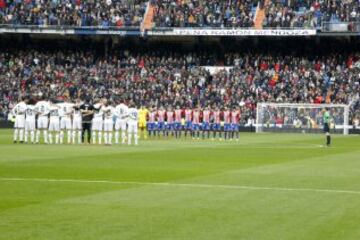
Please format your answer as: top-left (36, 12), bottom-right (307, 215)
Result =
top-left (256, 103), bottom-right (350, 135)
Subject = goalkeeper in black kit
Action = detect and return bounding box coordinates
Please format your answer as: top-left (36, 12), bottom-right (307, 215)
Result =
top-left (323, 108), bottom-right (331, 147)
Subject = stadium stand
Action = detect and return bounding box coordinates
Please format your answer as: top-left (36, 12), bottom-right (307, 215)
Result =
top-left (0, 0), bottom-right (147, 27)
top-left (262, 0), bottom-right (317, 28)
top-left (261, 0), bottom-right (360, 29)
top-left (147, 0), bottom-right (360, 29)
top-left (150, 0), bottom-right (256, 28)
top-left (0, 0), bottom-right (360, 32)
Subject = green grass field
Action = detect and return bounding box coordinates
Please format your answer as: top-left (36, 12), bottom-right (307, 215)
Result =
top-left (0, 129), bottom-right (359, 240)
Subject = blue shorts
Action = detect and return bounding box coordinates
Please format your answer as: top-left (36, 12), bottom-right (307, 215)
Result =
top-left (212, 123), bottom-right (221, 131)
top-left (202, 122), bottom-right (210, 131)
top-left (147, 122), bottom-right (156, 131)
top-left (157, 122), bottom-right (165, 131)
top-left (231, 123), bottom-right (239, 131)
top-left (192, 124), bottom-right (200, 131)
top-left (185, 121), bottom-right (192, 130)
top-left (174, 122), bottom-right (182, 130)
top-left (224, 123), bottom-right (232, 131)
top-left (166, 123), bottom-right (175, 130)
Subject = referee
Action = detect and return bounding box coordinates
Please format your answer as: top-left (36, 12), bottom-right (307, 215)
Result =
top-left (80, 98), bottom-right (94, 144)
top-left (323, 108), bottom-right (331, 147)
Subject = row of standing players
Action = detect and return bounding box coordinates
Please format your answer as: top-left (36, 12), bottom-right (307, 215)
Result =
top-left (11, 98), bottom-right (243, 145)
top-left (145, 105), bottom-right (242, 140)
top-left (11, 98), bottom-right (139, 145)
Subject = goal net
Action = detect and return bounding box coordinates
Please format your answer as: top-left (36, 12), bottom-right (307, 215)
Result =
top-left (256, 103), bottom-right (350, 135)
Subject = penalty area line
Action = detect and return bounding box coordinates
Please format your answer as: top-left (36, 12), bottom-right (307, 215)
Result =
top-left (1, 177), bottom-right (360, 195)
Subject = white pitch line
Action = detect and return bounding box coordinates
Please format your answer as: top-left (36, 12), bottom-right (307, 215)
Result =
top-left (230, 145), bottom-right (325, 149)
top-left (1, 177), bottom-right (360, 195)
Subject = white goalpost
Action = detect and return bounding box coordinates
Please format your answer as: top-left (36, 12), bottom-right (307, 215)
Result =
top-left (256, 103), bottom-right (350, 135)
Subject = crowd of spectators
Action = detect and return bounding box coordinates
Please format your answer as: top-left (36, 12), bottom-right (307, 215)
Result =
top-left (320, 0), bottom-right (360, 23)
top-left (263, 0), bottom-right (318, 28)
top-left (150, 0), bottom-right (360, 29)
top-left (0, 47), bottom-right (359, 125)
top-left (263, 0), bottom-right (360, 29)
top-left (0, 0), bottom-right (147, 27)
top-left (1, 0), bottom-right (360, 29)
top-left (151, 0), bottom-right (256, 28)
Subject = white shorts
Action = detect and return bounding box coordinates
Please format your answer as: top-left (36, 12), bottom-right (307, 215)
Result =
top-left (14, 115), bottom-right (25, 128)
top-left (127, 121), bottom-right (138, 134)
top-left (72, 117), bottom-right (82, 130)
top-left (25, 118), bottom-right (36, 131)
top-left (60, 117), bottom-right (72, 130)
top-left (49, 118), bottom-right (60, 131)
top-left (92, 117), bottom-right (103, 131)
top-left (37, 116), bottom-right (48, 129)
top-left (115, 119), bottom-right (127, 131)
top-left (104, 119), bottom-right (114, 131)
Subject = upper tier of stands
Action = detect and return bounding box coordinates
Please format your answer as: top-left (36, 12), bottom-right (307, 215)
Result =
top-left (0, 0), bottom-right (359, 31)
top-left (151, 0), bottom-right (256, 28)
top-left (0, 0), bottom-right (147, 27)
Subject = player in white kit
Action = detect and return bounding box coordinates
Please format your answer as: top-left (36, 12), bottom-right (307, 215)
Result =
top-left (58, 101), bottom-right (74, 144)
top-left (92, 101), bottom-right (104, 144)
top-left (11, 97), bottom-right (27, 143)
top-left (114, 101), bottom-right (128, 144)
top-left (24, 103), bottom-right (36, 144)
top-left (102, 100), bottom-right (114, 145)
top-left (127, 103), bottom-right (139, 145)
top-left (48, 102), bottom-right (61, 144)
top-left (72, 99), bottom-right (83, 144)
top-left (35, 99), bottom-right (50, 144)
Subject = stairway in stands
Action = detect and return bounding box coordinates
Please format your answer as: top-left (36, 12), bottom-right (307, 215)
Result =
top-left (141, 2), bottom-right (155, 32)
top-left (254, 0), bottom-right (269, 29)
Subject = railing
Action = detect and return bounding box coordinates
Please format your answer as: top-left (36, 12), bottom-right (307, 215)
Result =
top-left (0, 24), bottom-right (318, 36)
top-left (321, 22), bottom-right (360, 32)
top-left (0, 24), bottom-right (140, 30)
top-left (0, 24), bottom-right (141, 35)
top-left (3, 23), bottom-right (360, 35)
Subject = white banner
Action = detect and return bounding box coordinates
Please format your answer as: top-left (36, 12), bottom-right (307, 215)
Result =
top-left (202, 66), bottom-right (233, 74)
top-left (148, 28), bottom-right (317, 36)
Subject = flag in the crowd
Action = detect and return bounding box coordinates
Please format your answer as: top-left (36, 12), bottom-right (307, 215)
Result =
top-left (269, 73), bottom-right (279, 86)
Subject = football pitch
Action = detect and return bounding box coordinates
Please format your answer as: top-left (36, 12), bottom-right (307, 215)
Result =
top-left (0, 129), bottom-right (359, 240)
